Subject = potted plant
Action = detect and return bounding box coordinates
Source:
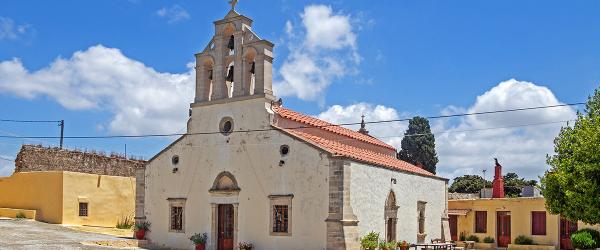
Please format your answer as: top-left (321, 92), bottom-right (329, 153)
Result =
top-left (189, 233), bottom-right (208, 250)
top-left (398, 240), bottom-right (410, 250)
top-left (239, 241), bottom-right (253, 250)
top-left (134, 221), bottom-right (151, 240)
top-left (360, 231), bottom-right (379, 250)
top-left (379, 240), bottom-right (396, 250)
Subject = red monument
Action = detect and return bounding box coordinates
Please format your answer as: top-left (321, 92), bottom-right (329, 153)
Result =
top-left (492, 158), bottom-right (505, 198)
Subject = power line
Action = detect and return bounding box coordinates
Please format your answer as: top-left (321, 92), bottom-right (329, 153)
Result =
top-left (0, 119), bottom-right (61, 123)
top-left (0, 102), bottom-right (583, 140)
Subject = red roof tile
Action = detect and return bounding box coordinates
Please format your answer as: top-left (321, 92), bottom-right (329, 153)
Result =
top-left (272, 106), bottom-right (396, 151)
top-left (277, 127), bottom-right (433, 176)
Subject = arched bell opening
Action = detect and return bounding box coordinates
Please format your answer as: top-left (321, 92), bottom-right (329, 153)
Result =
top-left (224, 59), bottom-right (235, 98)
top-left (385, 190), bottom-right (399, 242)
top-left (243, 47), bottom-right (257, 95)
top-left (223, 23), bottom-right (235, 56)
top-left (202, 58), bottom-right (215, 101)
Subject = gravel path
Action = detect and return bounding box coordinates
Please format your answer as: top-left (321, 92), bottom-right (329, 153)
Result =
top-left (0, 218), bottom-right (139, 249)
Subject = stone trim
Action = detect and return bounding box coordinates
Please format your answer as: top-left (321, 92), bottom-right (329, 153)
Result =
top-left (326, 159), bottom-right (359, 250)
top-left (134, 168), bottom-right (146, 221)
top-left (168, 198), bottom-right (186, 233)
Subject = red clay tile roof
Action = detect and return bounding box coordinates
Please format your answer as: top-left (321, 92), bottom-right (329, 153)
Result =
top-left (277, 127), bottom-right (433, 176)
top-left (272, 106), bottom-right (396, 151)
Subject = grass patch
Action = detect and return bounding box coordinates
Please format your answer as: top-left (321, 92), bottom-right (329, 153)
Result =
top-left (116, 216), bottom-right (134, 229)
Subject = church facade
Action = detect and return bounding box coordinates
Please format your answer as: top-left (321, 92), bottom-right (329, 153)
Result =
top-left (136, 7), bottom-right (449, 250)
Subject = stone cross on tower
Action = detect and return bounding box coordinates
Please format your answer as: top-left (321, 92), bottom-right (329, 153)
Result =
top-left (193, 4), bottom-right (275, 103)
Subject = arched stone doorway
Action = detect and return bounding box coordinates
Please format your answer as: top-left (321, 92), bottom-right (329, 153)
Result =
top-left (385, 190), bottom-right (399, 242)
top-left (209, 171), bottom-right (240, 250)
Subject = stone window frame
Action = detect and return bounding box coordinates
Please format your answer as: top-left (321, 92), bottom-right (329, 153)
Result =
top-left (168, 198), bottom-right (186, 233)
top-left (269, 194), bottom-right (293, 236)
top-left (219, 117), bottom-right (234, 136)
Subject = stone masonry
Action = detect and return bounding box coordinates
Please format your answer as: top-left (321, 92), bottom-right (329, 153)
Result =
top-left (14, 145), bottom-right (145, 177)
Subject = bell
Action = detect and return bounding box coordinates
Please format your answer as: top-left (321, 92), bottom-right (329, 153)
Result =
top-left (226, 65), bottom-right (234, 82)
top-left (208, 70), bottom-right (213, 80)
top-left (250, 61), bottom-right (255, 74)
top-left (227, 35), bottom-right (234, 50)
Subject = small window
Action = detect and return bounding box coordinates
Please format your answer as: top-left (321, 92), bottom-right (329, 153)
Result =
top-left (79, 202), bottom-right (88, 217)
top-left (532, 211), bottom-right (546, 235)
top-left (171, 155), bottom-right (179, 165)
top-left (280, 145), bottom-right (290, 156)
top-left (475, 211), bottom-right (487, 233)
top-left (219, 117), bottom-right (234, 135)
top-left (168, 198), bottom-right (186, 233)
top-left (269, 195), bottom-right (293, 236)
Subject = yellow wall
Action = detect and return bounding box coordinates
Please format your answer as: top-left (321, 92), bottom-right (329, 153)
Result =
top-left (0, 171), bottom-right (135, 228)
top-left (0, 172), bottom-right (63, 223)
top-left (0, 208), bottom-right (37, 219)
top-left (61, 172), bottom-right (136, 227)
top-left (449, 198), bottom-right (600, 248)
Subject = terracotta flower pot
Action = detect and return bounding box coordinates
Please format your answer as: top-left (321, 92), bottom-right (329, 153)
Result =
top-left (195, 244), bottom-right (206, 250)
top-left (400, 246), bottom-right (408, 250)
top-left (135, 229), bottom-right (145, 240)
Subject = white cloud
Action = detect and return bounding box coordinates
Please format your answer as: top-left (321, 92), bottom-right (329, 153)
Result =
top-left (274, 5), bottom-right (360, 102)
top-left (0, 156), bottom-right (14, 176)
top-left (0, 45), bottom-right (194, 135)
top-left (156, 5), bottom-right (190, 23)
top-left (0, 17), bottom-right (32, 41)
top-left (316, 79), bottom-right (577, 181)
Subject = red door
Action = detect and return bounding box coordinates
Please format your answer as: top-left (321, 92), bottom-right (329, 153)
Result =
top-left (560, 218), bottom-right (578, 250)
top-left (497, 212), bottom-right (511, 247)
top-left (218, 204), bottom-right (234, 250)
top-left (449, 215), bottom-right (458, 241)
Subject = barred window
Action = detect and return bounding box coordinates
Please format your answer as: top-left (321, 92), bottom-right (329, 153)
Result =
top-left (273, 205), bottom-right (288, 233)
top-left (171, 206), bottom-right (183, 231)
top-left (167, 198), bottom-right (186, 233)
top-left (269, 195), bottom-right (293, 236)
top-left (79, 202), bottom-right (88, 217)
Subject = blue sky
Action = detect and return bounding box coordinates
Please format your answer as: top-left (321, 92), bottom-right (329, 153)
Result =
top-left (0, 0), bottom-right (598, 179)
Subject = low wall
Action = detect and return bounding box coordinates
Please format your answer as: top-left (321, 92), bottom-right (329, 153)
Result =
top-left (508, 244), bottom-right (555, 250)
top-left (0, 172), bottom-right (63, 223)
top-left (0, 208), bottom-right (36, 219)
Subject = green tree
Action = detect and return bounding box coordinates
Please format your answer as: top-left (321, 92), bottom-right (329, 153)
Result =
top-left (397, 116), bottom-right (439, 174)
top-left (540, 88), bottom-right (600, 224)
top-left (503, 172), bottom-right (538, 197)
top-left (449, 175), bottom-right (492, 193)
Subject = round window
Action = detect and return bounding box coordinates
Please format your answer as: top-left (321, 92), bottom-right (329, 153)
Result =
top-left (171, 155), bottom-right (179, 165)
top-left (219, 117), bottom-right (234, 135)
top-left (280, 145), bottom-right (290, 156)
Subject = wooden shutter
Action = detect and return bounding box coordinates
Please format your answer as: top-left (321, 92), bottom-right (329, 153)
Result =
top-left (532, 211), bottom-right (546, 235)
top-left (475, 211), bottom-right (487, 233)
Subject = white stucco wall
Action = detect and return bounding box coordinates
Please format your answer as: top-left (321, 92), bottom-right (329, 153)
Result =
top-left (349, 162), bottom-right (448, 244)
top-left (144, 96), bottom-right (330, 250)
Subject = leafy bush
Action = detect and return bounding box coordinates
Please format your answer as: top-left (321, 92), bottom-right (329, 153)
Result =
top-left (483, 236), bottom-right (495, 243)
top-left (360, 231), bottom-right (379, 250)
top-left (571, 229), bottom-right (600, 249)
top-left (190, 233), bottom-right (208, 245)
top-left (465, 235), bottom-right (480, 243)
top-left (238, 241), bottom-right (253, 250)
top-left (378, 240), bottom-right (396, 250)
top-left (514, 235), bottom-right (534, 245)
top-left (459, 232), bottom-right (466, 241)
top-left (15, 212), bottom-right (27, 219)
top-left (116, 216), bottom-right (134, 229)
top-left (134, 221), bottom-right (151, 231)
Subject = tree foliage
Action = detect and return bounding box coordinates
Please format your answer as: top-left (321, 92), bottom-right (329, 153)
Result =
top-left (504, 172), bottom-right (537, 197)
top-left (449, 175), bottom-right (491, 193)
top-left (397, 116), bottom-right (439, 174)
top-left (541, 88), bottom-right (600, 224)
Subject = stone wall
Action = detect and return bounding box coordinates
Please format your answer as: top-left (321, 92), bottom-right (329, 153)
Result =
top-left (14, 145), bottom-right (145, 177)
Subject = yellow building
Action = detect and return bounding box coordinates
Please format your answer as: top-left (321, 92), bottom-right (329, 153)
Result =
top-left (448, 197), bottom-right (600, 250)
top-left (0, 145), bottom-right (142, 227)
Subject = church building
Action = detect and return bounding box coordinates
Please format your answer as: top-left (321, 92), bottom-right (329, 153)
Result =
top-left (136, 4), bottom-right (449, 250)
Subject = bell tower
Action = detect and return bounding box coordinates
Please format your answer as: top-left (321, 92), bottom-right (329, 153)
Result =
top-left (194, 5), bottom-right (275, 103)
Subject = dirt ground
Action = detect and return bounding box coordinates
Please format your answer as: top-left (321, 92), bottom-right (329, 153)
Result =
top-left (0, 218), bottom-right (143, 249)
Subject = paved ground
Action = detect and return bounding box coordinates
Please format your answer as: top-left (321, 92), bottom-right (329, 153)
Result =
top-left (0, 218), bottom-right (140, 249)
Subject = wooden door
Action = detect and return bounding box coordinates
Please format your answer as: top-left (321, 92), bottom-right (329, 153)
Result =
top-left (218, 204), bottom-right (234, 250)
top-left (497, 211), bottom-right (511, 247)
top-left (560, 218), bottom-right (578, 250)
top-left (449, 215), bottom-right (458, 241)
